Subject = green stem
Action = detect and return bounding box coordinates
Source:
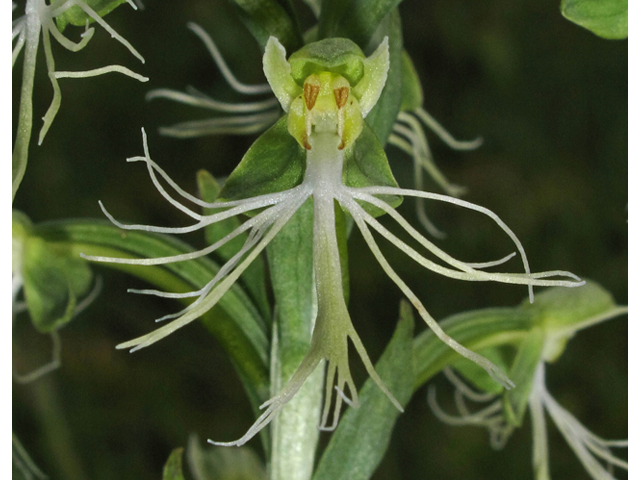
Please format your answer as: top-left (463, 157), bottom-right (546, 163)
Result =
top-left (28, 376), bottom-right (88, 480)
top-left (267, 201), bottom-right (323, 480)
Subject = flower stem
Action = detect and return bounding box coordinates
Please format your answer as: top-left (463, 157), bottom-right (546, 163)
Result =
top-left (267, 202), bottom-right (324, 480)
top-left (13, 2), bottom-right (40, 200)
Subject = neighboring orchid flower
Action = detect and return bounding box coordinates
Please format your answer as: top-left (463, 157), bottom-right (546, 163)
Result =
top-left (12, 0), bottom-right (147, 198)
top-left (388, 51), bottom-right (482, 238)
top-left (12, 210), bottom-right (101, 384)
top-left (429, 283), bottom-right (628, 480)
top-left (388, 107), bottom-right (479, 238)
top-left (84, 36), bottom-right (583, 446)
top-left (12, 210), bottom-right (61, 384)
top-left (147, 23), bottom-right (479, 238)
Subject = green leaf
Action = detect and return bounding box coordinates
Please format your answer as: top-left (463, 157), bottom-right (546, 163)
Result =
top-left (399, 50), bottom-right (424, 112)
top-left (219, 116), bottom-right (306, 202)
top-left (22, 235), bottom-right (94, 334)
top-left (162, 448), bottom-right (186, 480)
top-left (503, 328), bottom-right (545, 427)
top-left (34, 220), bottom-right (270, 416)
top-left (266, 200), bottom-right (324, 479)
top-left (197, 170), bottom-right (271, 321)
top-left (318, 0), bottom-right (404, 49)
top-left (561, 0), bottom-right (627, 39)
top-left (313, 300), bottom-right (415, 480)
top-left (55, 0), bottom-right (129, 33)
top-left (361, 8), bottom-right (403, 145)
top-left (226, 0), bottom-right (304, 52)
top-left (342, 121), bottom-right (402, 216)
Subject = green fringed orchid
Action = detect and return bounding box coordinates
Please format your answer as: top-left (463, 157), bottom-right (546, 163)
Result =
top-left (84, 36), bottom-right (584, 446)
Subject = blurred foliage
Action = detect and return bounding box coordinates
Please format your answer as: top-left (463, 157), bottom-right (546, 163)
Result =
top-left (561, 0), bottom-right (628, 40)
top-left (12, 0), bottom-right (626, 479)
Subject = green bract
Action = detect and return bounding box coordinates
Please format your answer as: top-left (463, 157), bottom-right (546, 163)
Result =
top-left (219, 116), bottom-right (401, 216)
top-left (219, 117), bottom-right (306, 201)
top-left (503, 328), bottom-right (545, 427)
top-left (399, 51), bottom-right (423, 112)
top-left (162, 448), bottom-right (186, 480)
top-left (162, 437), bottom-right (267, 480)
top-left (341, 122), bottom-right (402, 215)
top-left (445, 281), bottom-right (624, 398)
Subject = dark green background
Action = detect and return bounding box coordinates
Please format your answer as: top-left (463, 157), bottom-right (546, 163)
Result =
top-left (13, 0), bottom-right (627, 479)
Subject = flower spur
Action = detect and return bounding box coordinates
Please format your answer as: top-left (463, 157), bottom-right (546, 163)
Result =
top-left (83, 36), bottom-right (584, 446)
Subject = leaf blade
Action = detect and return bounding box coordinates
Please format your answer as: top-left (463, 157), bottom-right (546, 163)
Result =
top-left (318, 0), bottom-right (405, 48)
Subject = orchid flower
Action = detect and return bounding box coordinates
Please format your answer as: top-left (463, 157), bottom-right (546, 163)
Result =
top-left (12, 0), bottom-right (146, 198)
top-left (428, 282), bottom-right (628, 480)
top-left (83, 36), bottom-right (584, 446)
